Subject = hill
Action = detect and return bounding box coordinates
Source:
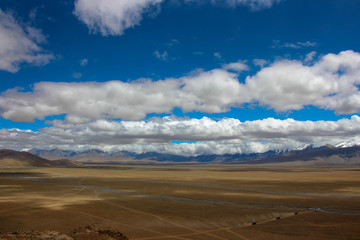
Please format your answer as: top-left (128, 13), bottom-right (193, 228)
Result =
top-left (0, 149), bottom-right (81, 167)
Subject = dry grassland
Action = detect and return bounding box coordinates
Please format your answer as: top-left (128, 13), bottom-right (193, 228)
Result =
top-left (0, 165), bottom-right (360, 239)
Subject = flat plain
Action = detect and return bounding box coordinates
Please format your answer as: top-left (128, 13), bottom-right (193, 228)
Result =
top-left (1, 165), bottom-right (360, 239)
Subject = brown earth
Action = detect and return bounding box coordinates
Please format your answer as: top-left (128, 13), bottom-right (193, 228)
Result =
top-left (0, 165), bottom-right (360, 239)
top-left (0, 224), bottom-right (129, 240)
top-left (0, 149), bottom-right (81, 167)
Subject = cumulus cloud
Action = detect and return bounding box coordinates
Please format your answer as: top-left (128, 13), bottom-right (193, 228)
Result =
top-left (1, 50), bottom-right (360, 122)
top-left (1, 116), bottom-right (360, 155)
top-left (246, 50), bottom-right (360, 113)
top-left (0, 9), bottom-right (54, 73)
top-left (74, 0), bottom-right (164, 36)
top-left (0, 68), bottom-right (248, 122)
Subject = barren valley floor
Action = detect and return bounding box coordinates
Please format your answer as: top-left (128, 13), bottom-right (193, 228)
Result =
top-left (1, 165), bottom-right (360, 239)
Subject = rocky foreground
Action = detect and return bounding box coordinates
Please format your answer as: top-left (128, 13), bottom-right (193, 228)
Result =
top-left (0, 224), bottom-right (129, 240)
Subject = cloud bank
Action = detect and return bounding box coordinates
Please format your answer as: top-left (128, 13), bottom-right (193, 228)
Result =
top-left (1, 50), bottom-right (359, 122)
top-left (0, 68), bottom-right (246, 122)
top-left (0, 10), bottom-right (54, 72)
top-left (1, 116), bottom-right (360, 155)
top-left (74, 0), bottom-right (282, 36)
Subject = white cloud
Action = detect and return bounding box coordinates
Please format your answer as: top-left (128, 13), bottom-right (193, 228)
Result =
top-left (212, 0), bottom-right (283, 10)
top-left (214, 52), bottom-right (222, 58)
top-left (0, 50), bottom-right (360, 122)
top-left (180, 69), bottom-right (248, 112)
top-left (304, 51), bottom-right (317, 63)
top-left (1, 116), bottom-right (360, 156)
top-left (168, 39), bottom-right (180, 46)
top-left (73, 0), bottom-right (283, 36)
top-left (272, 40), bottom-right (317, 49)
top-left (80, 58), bottom-right (88, 66)
top-left (74, 0), bottom-right (164, 36)
top-left (0, 9), bottom-right (54, 73)
top-left (0, 68), bottom-right (248, 122)
top-left (246, 50), bottom-right (360, 114)
top-left (253, 58), bottom-right (268, 68)
top-left (153, 50), bottom-right (168, 61)
top-left (297, 41), bottom-right (317, 47)
top-left (223, 60), bottom-right (249, 72)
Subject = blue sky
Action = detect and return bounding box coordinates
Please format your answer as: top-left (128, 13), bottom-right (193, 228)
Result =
top-left (0, 0), bottom-right (360, 155)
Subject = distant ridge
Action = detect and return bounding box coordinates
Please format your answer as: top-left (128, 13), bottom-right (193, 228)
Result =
top-left (242, 145), bottom-right (360, 165)
top-left (28, 144), bottom-right (360, 165)
top-left (0, 149), bottom-right (81, 167)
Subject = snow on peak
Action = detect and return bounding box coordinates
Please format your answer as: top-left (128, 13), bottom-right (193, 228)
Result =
top-left (336, 139), bottom-right (360, 148)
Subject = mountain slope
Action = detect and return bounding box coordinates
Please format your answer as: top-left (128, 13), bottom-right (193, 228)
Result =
top-left (0, 149), bottom-right (81, 167)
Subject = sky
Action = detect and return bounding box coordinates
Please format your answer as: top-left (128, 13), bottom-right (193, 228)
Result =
top-left (0, 0), bottom-right (360, 156)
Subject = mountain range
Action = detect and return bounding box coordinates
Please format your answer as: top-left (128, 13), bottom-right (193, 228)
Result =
top-left (27, 144), bottom-right (360, 166)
